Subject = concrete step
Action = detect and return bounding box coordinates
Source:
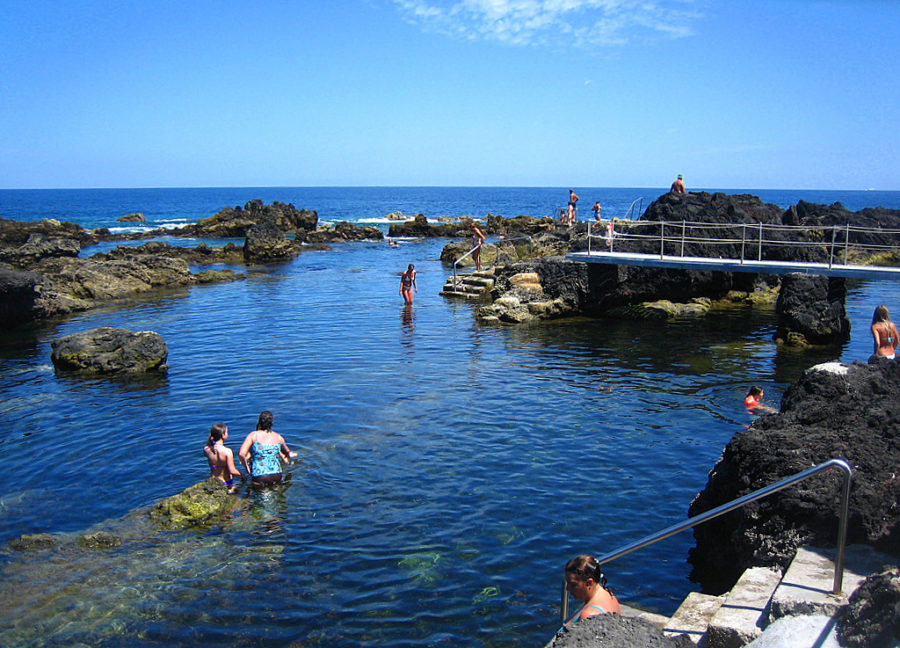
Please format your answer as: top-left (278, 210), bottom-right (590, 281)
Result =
top-left (440, 271), bottom-right (495, 299)
top-left (706, 566), bottom-right (783, 648)
top-left (769, 544), bottom-right (894, 621)
top-left (664, 591), bottom-right (727, 644)
top-left (620, 603), bottom-right (669, 631)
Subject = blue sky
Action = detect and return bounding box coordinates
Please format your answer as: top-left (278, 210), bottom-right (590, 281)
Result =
top-left (1, 0), bottom-right (897, 190)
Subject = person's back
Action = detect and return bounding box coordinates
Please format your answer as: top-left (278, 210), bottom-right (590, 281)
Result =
top-left (871, 305), bottom-right (899, 358)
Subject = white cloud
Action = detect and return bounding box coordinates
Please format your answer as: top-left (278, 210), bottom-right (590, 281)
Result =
top-left (394, 0), bottom-right (702, 47)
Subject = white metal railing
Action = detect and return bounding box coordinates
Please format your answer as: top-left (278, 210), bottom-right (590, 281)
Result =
top-left (585, 220), bottom-right (900, 268)
top-left (559, 458), bottom-right (852, 622)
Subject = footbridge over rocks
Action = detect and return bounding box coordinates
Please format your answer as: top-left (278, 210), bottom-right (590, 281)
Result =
top-left (567, 219), bottom-right (900, 281)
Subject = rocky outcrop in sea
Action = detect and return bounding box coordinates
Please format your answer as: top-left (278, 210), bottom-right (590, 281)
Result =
top-left (50, 326), bottom-right (169, 374)
top-left (687, 358), bottom-right (900, 594)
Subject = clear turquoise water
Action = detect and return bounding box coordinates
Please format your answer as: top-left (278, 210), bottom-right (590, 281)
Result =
top-left (1, 187), bottom-right (899, 647)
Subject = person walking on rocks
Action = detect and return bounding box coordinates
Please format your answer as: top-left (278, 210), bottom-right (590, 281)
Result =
top-left (399, 263), bottom-right (417, 304)
top-left (871, 304), bottom-right (899, 359)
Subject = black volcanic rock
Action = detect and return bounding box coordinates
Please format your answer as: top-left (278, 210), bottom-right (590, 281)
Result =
top-left (688, 359), bottom-right (900, 594)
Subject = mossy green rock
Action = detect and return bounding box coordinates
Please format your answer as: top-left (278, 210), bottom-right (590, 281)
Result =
top-left (149, 479), bottom-right (238, 529)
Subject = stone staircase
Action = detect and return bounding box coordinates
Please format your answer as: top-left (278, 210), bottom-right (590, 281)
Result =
top-left (440, 269), bottom-right (495, 300)
top-left (621, 544), bottom-right (891, 647)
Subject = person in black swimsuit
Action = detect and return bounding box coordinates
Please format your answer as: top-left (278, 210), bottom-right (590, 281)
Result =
top-left (399, 264), bottom-right (417, 304)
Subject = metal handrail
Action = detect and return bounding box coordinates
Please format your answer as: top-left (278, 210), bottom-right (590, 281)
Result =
top-left (584, 220), bottom-right (900, 266)
top-left (452, 243), bottom-right (482, 289)
top-left (560, 458), bottom-right (852, 622)
top-left (622, 197), bottom-right (644, 220)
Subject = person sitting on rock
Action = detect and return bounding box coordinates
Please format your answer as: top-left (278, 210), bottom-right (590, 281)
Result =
top-left (238, 411), bottom-right (297, 486)
top-left (562, 554), bottom-right (621, 629)
top-left (670, 174), bottom-right (686, 194)
top-left (871, 304), bottom-right (899, 360)
top-left (203, 422), bottom-right (245, 492)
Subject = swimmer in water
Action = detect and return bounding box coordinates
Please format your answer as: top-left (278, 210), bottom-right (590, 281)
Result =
top-left (744, 386), bottom-right (777, 413)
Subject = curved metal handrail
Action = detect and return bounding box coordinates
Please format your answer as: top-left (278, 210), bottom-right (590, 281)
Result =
top-left (560, 458), bottom-right (852, 622)
top-left (452, 243), bottom-right (483, 289)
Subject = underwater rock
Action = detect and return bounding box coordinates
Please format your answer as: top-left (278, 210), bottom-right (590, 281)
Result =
top-left (9, 533), bottom-right (59, 551)
top-left (50, 326), bottom-right (168, 374)
top-left (77, 531), bottom-right (123, 549)
top-left (689, 359), bottom-right (900, 593)
top-left (836, 566), bottom-right (900, 648)
top-left (149, 478), bottom-right (240, 530)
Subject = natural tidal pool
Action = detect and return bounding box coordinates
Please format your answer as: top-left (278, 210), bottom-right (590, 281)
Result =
top-left (2, 189), bottom-right (900, 646)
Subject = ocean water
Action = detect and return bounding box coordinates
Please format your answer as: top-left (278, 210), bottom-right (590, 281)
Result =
top-left (1, 187), bottom-right (899, 647)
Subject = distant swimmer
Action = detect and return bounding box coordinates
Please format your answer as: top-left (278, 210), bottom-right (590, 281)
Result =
top-left (387, 237), bottom-right (400, 247)
top-left (670, 174), bottom-right (686, 194)
top-left (400, 263), bottom-right (417, 304)
top-left (744, 386), bottom-right (777, 413)
top-left (871, 304), bottom-right (898, 359)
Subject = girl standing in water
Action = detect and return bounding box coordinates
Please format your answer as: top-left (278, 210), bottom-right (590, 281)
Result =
top-left (203, 422), bottom-right (245, 492)
top-left (399, 264), bottom-right (417, 304)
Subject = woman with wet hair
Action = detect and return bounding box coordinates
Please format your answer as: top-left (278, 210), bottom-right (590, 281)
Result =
top-left (871, 305), bottom-right (898, 359)
top-left (238, 411), bottom-right (297, 485)
top-left (563, 554), bottom-right (621, 627)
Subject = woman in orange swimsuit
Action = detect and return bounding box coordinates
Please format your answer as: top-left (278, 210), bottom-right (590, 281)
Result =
top-left (871, 305), bottom-right (899, 359)
top-left (563, 554), bottom-right (621, 627)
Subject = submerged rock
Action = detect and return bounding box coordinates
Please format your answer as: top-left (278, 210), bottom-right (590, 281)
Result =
top-left (9, 533), bottom-right (59, 551)
top-left (149, 478), bottom-right (240, 530)
top-left (688, 359), bottom-right (900, 593)
top-left (77, 531), bottom-right (123, 549)
top-left (50, 326), bottom-right (168, 374)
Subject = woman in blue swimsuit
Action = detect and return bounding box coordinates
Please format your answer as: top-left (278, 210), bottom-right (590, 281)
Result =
top-left (238, 411), bottom-right (297, 485)
top-left (563, 554), bottom-right (621, 628)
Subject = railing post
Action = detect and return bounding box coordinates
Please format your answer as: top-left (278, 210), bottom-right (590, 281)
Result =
top-left (833, 462), bottom-right (852, 595)
top-left (741, 224), bottom-right (746, 265)
top-left (660, 222), bottom-right (665, 260)
top-left (560, 580), bottom-right (569, 624)
top-left (758, 222), bottom-right (763, 261)
top-left (829, 226), bottom-right (837, 269)
top-left (680, 220), bottom-right (686, 257)
top-left (844, 224), bottom-right (850, 265)
top-left (587, 220), bottom-right (591, 254)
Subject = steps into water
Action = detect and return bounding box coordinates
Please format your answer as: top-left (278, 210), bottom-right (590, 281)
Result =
top-left (622, 544), bottom-right (893, 647)
top-left (440, 269), bottom-right (495, 300)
